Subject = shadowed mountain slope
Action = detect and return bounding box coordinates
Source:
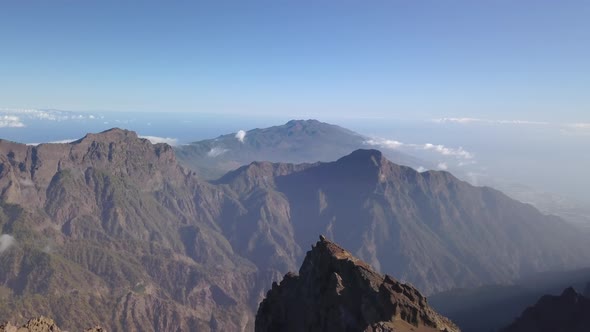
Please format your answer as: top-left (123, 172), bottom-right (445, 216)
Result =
top-left (217, 149), bottom-right (590, 295)
top-left (429, 268), bottom-right (590, 332)
top-left (501, 286), bottom-right (590, 332)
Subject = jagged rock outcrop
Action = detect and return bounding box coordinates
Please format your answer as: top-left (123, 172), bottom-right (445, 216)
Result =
top-left (501, 287), bottom-right (590, 332)
top-left (0, 316), bottom-right (104, 332)
top-left (255, 236), bottom-right (459, 332)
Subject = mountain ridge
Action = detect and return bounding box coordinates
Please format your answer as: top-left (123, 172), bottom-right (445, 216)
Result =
top-left (175, 119), bottom-right (428, 179)
top-left (1, 128), bottom-right (589, 330)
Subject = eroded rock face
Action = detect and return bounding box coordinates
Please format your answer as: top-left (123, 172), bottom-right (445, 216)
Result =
top-left (255, 236), bottom-right (460, 332)
top-left (501, 287), bottom-right (590, 332)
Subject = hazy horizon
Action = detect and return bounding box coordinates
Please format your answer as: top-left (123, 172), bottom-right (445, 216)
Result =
top-left (1, 1), bottom-right (589, 204)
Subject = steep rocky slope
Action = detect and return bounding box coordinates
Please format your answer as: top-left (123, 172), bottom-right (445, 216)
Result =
top-left (501, 287), bottom-right (590, 332)
top-left (217, 149), bottom-right (590, 294)
top-left (175, 119), bottom-right (427, 179)
top-left (0, 129), bottom-right (257, 331)
top-left (256, 236), bottom-right (459, 332)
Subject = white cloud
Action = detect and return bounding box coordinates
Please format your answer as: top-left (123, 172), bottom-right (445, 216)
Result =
top-left (560, 123), bottom-right (590, 136)
top-left (365, 138), bottom-right (474, 161)
top-left (416, 166), bottom-right (427, 172)
top-left (139, 135), bottom-right (178, 146)
top-left (423, 143), bottom-right (473, 159)
top-left (50, 139), bottom-right (77, 144)
top-left (365, 139), bottom-right (403, 149)
top-left (1, 108), bottom-right (98, 123)
top-left (26, 139), bottom-right (77, 146)
top-left (433, 117), bottom-right (550, 126)
top-left (570, 122), bottom-right (590, 129)
top-left (207, 147), bottom-right (229, 157)
top-left (235, 130), bottom-right (246, 143)
top-left (0, 115), bottom-right (25, 128)
top-left (0, 234), bottom-right (15, 253)
top-left (437, 162), bottom-right (448, 170)
top-left (19, 179), bottom-right (35, 187)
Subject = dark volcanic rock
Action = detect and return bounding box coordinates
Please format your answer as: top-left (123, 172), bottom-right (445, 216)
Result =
top-left (501, 287), bottom-right (590, 332)
top-left (255, 236), bottom-right (459, 332)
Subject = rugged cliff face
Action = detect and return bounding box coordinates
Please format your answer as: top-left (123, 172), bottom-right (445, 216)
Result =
top-left (255, 236), bottom-right (460, 332)
top-left (0, 129), bottom-right (257, 331)
top-left (501, 287), bottom-right (590, 332)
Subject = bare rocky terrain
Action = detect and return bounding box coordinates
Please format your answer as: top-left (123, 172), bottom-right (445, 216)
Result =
top-left (0, 128), bottom-right (588, 331)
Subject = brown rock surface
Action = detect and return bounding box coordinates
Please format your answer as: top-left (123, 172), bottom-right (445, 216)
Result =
top-left (255, 236), bottom-right (459, 332)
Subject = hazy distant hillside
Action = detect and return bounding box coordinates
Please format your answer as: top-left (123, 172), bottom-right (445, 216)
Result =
top-left (216, 149), bottom-right (590, 295)
top-left (175, 119), bottom-right (428, 179)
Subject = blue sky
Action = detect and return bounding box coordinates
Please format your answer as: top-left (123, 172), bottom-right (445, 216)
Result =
top-left (1, 1), bottom-right (589, 121)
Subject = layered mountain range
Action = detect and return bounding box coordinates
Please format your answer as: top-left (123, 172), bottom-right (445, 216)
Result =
top-left (216, 148), bottom-right (590, 294)
top-left (175, 119), bottom-right (427, 179)
top-left (0, 128), bottom-right (589, 330)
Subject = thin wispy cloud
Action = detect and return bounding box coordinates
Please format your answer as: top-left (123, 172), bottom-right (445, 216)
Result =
top-left (561, 122), bottom-right (590, 136)
top-left (433, 117), bottom-right (550, 125)
top-left (423, 143), bottom-right (473, 159)
top-left (437, 162), bottom-right (448, 170)
top-left (0, 234), bottom-right (15, 253)
top-left (364, 139), bottom-right (403, 149)
top-left (139, 135), bottom-right (178, 146)
top-left (207, 147), bottom-right (229, 157)
top-left (26, 139), bottom-right (77, 146)
top-left (1, 108), bottom-right (98, 122)
top-left (365, 139), bottom-right (474, 160)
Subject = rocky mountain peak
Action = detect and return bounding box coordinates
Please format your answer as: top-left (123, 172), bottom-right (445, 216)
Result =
top-left (584, 282), bottom-right (590, 298)
top-left (502, 286), bottom-right (590, 332)
top-left (79, 127), bottom-right (139, 143)
top-left (255, 235), bottom-right (460, 332)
